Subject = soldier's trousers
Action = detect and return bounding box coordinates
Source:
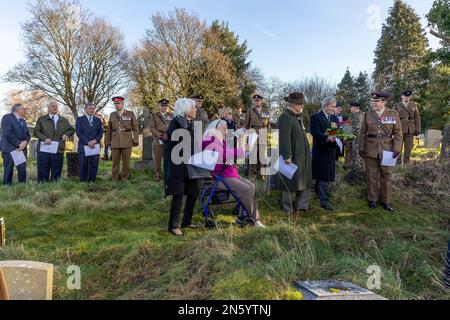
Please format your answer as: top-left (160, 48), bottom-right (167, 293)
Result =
top-left (152, 144), bottom-right (164, 178)
top-left (402, 134), bottom-right (414, 164)
top-left (365, 157), bottom-right (394, 204)
top-left (112, 148), bottom-right (132, 181)
top-left (344, 141), bottom-right (352, 168)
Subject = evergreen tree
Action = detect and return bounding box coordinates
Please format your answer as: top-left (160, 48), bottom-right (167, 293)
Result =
top-left (207, 21), bottom-right (255, 108)
top-left (372, 0), bottom-right (430, 101)
top-left (354, 71), bottom-right (372, 111)
top-left (336, 68), bottom-right (357, 105)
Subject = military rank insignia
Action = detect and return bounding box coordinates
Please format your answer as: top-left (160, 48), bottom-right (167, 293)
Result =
top-left (380, 116), bottom-right (397, 125)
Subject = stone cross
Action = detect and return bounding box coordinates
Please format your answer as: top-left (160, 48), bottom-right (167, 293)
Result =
top-left (0, 261), bottom-right (54, 300)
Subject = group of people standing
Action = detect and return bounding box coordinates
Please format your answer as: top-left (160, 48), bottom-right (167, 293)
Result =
top-left (1, 89), bottom-right (421, 236)
top-left (1, 96), bottom-right (140, 185)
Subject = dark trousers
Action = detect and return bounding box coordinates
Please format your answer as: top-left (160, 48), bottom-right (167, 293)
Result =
top-left (315, 180), bottom-right (330, 207)
top-left (2, 152), bottom-right (27, 186)
top-left (168, 194), bottom-right (197, 230)
top-left (37, 152), bottom-right (64, 183)
top-left (78, 153), bottom-right (99, 182)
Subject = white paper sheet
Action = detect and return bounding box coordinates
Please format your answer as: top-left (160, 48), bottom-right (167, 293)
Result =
top-left (275, 156), bottom-right (298, 180)
top-left (188, 150), bottom-right (220, 171)
top-left (40, 141), bottom-right (59, 154)
top-left (84, 144), bottom-right (101, 157)
top-left (10, 150), bottom-right (27, 166)
top-left (336, 138), bottom-right (344, 154)
top-left (248, 132), bottom-right (259, 146)
top-left (381, 151), bottom-right (399, 167)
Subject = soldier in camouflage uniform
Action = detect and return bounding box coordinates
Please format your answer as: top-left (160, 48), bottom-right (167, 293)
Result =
top-left (348, 102), bottom-right (365, 170)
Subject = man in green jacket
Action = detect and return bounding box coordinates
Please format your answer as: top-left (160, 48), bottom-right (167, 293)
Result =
top-left (34, 100), bottom-right (75, 182)
top-left (278, 92), bottom-right (312, 214)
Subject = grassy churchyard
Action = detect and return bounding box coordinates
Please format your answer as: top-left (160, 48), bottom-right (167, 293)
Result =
top-left (0, 143), bottom-right (449, 300)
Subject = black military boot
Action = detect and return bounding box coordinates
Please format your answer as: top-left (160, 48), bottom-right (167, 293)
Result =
top-left (381, 203), bottom-right (394, 212)
top-left (368, 201), bottom-right (377, 209)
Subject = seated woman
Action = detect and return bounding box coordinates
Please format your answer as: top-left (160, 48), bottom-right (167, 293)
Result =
top-left (201, 120), bottom-right (266, 228)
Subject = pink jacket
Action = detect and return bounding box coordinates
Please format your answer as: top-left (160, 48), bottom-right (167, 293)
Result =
top-left (201, 136), bottom-right (245, 179)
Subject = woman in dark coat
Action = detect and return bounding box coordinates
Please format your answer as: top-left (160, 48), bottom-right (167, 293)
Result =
top-left (310, 97), bottom-right (338, 211)
top-left (164, 98), bottom-right (198, 236)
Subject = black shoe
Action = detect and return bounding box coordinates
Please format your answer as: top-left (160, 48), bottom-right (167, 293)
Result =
top-left (321, 205), bottom-right (334, 211)
top-left (369, 201), bottom-right (377, 209)
top-left (381, 203), bottom-right (394, 212)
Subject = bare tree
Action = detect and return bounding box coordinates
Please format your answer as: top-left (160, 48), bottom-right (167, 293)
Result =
top-left (128, 8), bottom-right (240, 115)
top-left (2, 88), bottom-right (73, 124)
top-left (4, 0), bottom-right (128, 118)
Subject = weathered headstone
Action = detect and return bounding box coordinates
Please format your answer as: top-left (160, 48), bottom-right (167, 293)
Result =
top-left (66, 152), bottom-right (79, 178)
top-left (28, 140), bottom-right (38, 160)
top-left (424, 129), bottom-right (442, 149)
top-left (294, 280), bottom-right (387, 300)
top-left (0, 261), bottom-right (53, 300)
top-left (135, 109), bottom-right (154, 171)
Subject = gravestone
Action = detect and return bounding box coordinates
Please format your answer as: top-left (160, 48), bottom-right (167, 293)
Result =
top-left (28, 140), bottom-right (38, 160)
top-left (424, 129), bottom-right (442, 149)
top-left (66, 152), bottom-right (79, 177)
top-left (135, 109), bottom-right (154, 171)
top-left (0, 261), bottom-right (53, 300)
top-left (294, 280), bottom-right (387, 300)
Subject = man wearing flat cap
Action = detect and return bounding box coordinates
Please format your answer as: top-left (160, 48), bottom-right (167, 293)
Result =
top-left (106, 96), bottom-right (139, 181)
top-left (149, 99), bottom-right (173, 182)
top-left (278, 92), bottom-right (312, 214)
top-left (392, 90), bottom-right (421, 165)
top-left (359, 92), bottom-right (403, 212)
top-left (192, 95), bottom-right (210, 129)
top-left (245, 94), bottom-right (270, 180)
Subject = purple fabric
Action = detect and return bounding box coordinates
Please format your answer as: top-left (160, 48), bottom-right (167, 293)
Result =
top-left (201, 136), bottom-right (245, 179)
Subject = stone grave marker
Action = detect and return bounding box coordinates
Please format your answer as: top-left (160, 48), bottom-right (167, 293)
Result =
top-left (424, 129), bottom-right (442, 149)
top-left (294, 280), bottom-right (387, 300)
top-left (28, 140), bottom-right (38, 160)
top-left (0, 261), bottom-right (54, 300)
top-left (135, 109), bottom-right (154, 171)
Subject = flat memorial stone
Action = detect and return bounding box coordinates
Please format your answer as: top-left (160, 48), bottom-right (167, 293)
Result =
top-left (294, 280), bottom-right (387, 300)
top-left (0, 260), bottom-right (53, 300)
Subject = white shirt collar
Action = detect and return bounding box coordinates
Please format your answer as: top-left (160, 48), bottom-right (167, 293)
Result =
top-left (13, 112), bottom-right (22, 121)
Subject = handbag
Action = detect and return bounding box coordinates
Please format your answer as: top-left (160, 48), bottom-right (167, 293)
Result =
top-left (187, 165), bottom-right (213, 180)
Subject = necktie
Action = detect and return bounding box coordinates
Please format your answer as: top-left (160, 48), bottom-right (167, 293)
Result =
top-left (89, 116), bottom-right (93, 126)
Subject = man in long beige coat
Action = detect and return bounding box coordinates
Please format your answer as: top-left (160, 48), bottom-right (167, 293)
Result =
top-left (106, 96), bottom-right (139, 181)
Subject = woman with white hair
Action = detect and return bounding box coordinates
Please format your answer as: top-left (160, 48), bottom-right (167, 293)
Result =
top-left (201, 119), bottom-right (266, 228)
top-left (164, 98), bottom-right (199, 236)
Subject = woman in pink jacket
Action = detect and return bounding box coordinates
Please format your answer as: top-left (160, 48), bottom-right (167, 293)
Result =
top-left (202, 120), bottom-right (265, 228)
